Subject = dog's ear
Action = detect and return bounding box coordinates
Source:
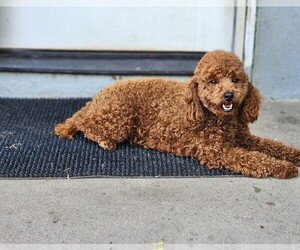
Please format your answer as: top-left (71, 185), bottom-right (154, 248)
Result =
top-left (240, 83), bottom-right (262, 123)
top-left (184, 76), bottom-right (204, 128)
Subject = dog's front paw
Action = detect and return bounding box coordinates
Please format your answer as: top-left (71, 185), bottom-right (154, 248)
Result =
top-left (272, 162), bottom-right (298, 179)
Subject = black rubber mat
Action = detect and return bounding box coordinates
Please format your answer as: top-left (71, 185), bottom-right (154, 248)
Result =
top-left (0, 98), bottom-right (239, 178)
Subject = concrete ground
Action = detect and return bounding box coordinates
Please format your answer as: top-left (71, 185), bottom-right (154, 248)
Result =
top-left (0, 100), bottom-right (300, 244)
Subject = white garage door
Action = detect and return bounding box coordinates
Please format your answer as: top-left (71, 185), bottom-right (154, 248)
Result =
top-left (0, 1), bottom-right (237, 52)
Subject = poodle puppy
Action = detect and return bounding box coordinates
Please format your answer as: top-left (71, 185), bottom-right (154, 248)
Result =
top-left (55, 50), bottom-right (300, 178)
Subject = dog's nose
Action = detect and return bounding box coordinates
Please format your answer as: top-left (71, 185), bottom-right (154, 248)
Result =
top-left (224, 92), bottom-right (234, 102)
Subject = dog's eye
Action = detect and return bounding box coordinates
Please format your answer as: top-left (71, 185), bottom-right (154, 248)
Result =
top-left (210, 79), bottom-right (217, 84)
top-left (232, 78), bottom-right (239, 83)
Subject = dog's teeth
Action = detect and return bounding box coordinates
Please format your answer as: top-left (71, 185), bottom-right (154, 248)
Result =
top-left (222, 104), bottom-right (233, 111)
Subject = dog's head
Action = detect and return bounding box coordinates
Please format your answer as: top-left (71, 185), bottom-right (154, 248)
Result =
top-left (185, 50), bottom-right (261, 127)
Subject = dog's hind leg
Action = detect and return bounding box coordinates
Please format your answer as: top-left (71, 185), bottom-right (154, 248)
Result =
top-left (76, 105), bottom-right (135, 150)
top-left (54, 97), bottom-right (135, 150)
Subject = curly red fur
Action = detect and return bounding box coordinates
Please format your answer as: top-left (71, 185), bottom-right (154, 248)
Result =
top-left (240, 83), bottom-right (262, 123)
top-left (54, 50), bottom-right (300, 179)
top-left (184, 76), bottom-right (204, 128)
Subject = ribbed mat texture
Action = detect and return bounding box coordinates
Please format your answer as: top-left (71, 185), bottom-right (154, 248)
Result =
top-left (0, 98), bottom-right (238, 178)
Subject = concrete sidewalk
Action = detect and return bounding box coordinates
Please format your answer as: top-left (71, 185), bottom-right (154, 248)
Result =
top-left (0, 100), bottom-right (300, 244)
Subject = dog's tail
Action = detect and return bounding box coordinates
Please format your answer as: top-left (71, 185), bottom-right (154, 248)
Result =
top-left (54, 118), bottom-right (77, 139)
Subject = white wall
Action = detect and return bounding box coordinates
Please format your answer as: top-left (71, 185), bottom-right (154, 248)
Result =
top-left (0, 6), bottom-right (235, 52)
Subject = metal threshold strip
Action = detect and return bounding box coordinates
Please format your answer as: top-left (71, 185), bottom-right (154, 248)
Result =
top-left (0, 49), bottom-right (205, 76)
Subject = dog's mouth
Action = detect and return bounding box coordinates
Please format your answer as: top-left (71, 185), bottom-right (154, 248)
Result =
top-left (222, 103), bottom-right (233, 112)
